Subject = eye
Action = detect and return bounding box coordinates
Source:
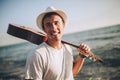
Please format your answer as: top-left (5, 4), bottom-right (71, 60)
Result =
top-left (46, 23), bottom-right (52, 27)
top-left (54, 21), bottom-right (59, 25)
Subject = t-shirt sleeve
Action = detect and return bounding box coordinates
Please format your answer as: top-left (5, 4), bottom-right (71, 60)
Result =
top-left (25, 51), bottom-right (43, 80)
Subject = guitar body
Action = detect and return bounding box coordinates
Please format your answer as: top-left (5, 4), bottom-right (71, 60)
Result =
top-left (7, 24), bottom-right (48, 45)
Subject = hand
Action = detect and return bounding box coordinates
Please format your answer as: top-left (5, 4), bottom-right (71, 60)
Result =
top-left (77, 43), bottom-right (90, 56)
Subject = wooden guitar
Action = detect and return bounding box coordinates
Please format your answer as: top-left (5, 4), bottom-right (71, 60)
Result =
top-left (7, 23), bottom-right (103, 63)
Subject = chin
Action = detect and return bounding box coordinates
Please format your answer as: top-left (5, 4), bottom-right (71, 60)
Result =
top-left (52, 36), bottom-right (61, 41)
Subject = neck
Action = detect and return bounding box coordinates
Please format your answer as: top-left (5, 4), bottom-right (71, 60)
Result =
top-left (46, 39), bottom-right (62, 50)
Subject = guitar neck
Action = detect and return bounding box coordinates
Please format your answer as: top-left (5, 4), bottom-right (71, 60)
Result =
top-left (61, 40), bottom-right (79, 48)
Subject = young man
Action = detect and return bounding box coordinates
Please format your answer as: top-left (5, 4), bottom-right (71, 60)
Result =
top-left (25, 7), bottom-right (90, 80)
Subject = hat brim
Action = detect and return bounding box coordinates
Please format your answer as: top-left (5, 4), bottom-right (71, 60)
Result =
top-left (36, 10), bottom-right (67, 35)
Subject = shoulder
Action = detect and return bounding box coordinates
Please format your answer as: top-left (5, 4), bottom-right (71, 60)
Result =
top-left (63, 43), bottom-right (73, 55)
top-left (35, 42), bottom-right (47, 53)
top-left (27, 42), bottom-right (48, 60)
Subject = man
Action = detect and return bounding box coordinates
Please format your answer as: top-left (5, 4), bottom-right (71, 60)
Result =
top-left (25, 6), bottom-right (90, 80)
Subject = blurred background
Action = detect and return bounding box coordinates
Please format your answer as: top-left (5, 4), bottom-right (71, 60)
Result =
top-left (0, 0), bottom-right (120, 80)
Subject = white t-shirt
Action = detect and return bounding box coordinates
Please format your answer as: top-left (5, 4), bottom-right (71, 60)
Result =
top-left (25, 42), bottom-right (74, 80)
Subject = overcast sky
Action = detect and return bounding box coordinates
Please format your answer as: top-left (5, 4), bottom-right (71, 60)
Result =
top-left (0, 0), bottom-right (120, 34)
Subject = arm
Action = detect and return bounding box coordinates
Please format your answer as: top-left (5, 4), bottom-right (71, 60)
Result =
top-left (73, 56), bottom-right (85, 77)
top-left (72, 43), bottom-right (90, 77)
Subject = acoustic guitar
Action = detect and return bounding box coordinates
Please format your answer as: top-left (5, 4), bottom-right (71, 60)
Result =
top-left (7, 23), bottom-right (103, 63)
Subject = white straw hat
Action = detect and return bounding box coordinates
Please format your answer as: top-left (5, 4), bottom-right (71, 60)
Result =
top-left (36, 6), bottom-right (67, 34)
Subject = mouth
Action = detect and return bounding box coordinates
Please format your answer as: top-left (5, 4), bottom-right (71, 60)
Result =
top-left (50, 31), bottom-right (60, 36)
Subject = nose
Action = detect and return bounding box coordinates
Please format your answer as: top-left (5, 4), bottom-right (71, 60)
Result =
top-left (51, 23), bottom-right (57, 30)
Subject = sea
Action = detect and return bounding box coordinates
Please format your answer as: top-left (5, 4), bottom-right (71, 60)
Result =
top-left (0, 24), bottom-right (120, 80)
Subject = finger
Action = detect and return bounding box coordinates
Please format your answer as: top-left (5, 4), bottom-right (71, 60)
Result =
top-left (85, 47), bottom-right (90, 52)
top-left (80, 43), bottom-right (90, 52)
top-left (80, 43), bottom-right (85, 48)
top-left (77, 48), bottom-right (85, 55)
top-left (80, 43), bottom-right (87, 49)
top-left (80, 43), bottom-right (85, 46)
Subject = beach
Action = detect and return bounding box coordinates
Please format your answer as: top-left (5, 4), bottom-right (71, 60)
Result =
top-left (0, 24), bottom-right (120, 80)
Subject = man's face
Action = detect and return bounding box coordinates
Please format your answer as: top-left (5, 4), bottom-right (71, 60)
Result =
top-left (43, 14), bottom-right (65, 41)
